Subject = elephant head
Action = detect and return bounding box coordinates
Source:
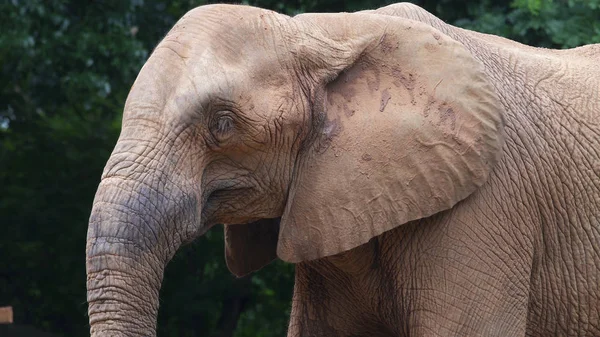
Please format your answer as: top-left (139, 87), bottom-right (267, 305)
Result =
top-left (86, 4), bottom-right (504, 336)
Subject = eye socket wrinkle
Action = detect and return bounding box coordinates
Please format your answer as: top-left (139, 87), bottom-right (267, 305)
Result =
top-left (201, 95), bottom-right (275, 148)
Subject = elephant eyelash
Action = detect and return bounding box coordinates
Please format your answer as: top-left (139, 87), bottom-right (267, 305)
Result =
top-left (210, 112), bottom-right (236, 143)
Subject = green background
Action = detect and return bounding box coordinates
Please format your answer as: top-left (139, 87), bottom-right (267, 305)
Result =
top-left (1, 0), bottom-right (598, 336)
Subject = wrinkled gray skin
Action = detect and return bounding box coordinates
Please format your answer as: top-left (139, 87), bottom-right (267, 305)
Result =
top-left (86, 3), bottom-right (600, 337)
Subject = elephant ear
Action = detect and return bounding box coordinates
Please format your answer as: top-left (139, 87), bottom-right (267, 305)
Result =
top-left (276, 13), bottom-right (505, 262)
top-left (224, 218), bottom-right (280, 277)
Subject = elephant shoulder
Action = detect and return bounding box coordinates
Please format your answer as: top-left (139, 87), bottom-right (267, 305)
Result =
top-left (568, 44), bottom-right (600, 69)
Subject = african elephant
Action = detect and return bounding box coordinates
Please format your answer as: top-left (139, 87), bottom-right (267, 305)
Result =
top-left (86, 2), bottom-right (600, 336)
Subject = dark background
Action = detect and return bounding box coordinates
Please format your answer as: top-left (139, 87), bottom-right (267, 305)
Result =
top-left (1, 0), bottom-right (598, 336)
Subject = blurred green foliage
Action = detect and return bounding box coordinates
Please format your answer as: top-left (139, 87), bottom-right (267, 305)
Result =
top-left (0, 0), bottom-right (598, 336)
top-left (457, 0), bottom-right (600, 47)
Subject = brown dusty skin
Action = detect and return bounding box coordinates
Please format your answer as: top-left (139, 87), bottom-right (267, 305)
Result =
top-left (86, 3), bottom-right (600, 337)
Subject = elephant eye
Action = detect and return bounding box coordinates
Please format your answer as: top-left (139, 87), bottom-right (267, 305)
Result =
top-left (211, 113), bottom-right (235, 142)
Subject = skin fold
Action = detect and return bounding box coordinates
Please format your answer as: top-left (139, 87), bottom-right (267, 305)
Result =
top-left (85, 3), bottom-right (600, 337)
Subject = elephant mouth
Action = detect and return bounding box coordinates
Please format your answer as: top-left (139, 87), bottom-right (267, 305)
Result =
top-left (206, 187), bottom-right (250, 203)
top-left (202, 186), bottom-right (254, 223)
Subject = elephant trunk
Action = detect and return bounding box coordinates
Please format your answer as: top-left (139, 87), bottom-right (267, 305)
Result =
top-left (86, 237), bottom-right (163, 337)
top-left (86, 176), bottom-right (201, 337)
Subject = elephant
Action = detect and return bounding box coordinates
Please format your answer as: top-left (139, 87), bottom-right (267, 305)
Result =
top-left (85, 2), bottom-right (600, 337)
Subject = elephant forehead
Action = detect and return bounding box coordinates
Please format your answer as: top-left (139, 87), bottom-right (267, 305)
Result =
top-left (124, 55), bottom-right (234, 121)
top-left (166, 4), bottom-right (289, 65)
top-left (124, 5), bottom-right (296, 121)
top-left (124, 50), bottom-right (289, 125)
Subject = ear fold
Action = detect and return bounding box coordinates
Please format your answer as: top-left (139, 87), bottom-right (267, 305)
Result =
top-left (224, 218), bottom-right (280, 277)
top-left (277, 13), bottom-right (504, 262)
